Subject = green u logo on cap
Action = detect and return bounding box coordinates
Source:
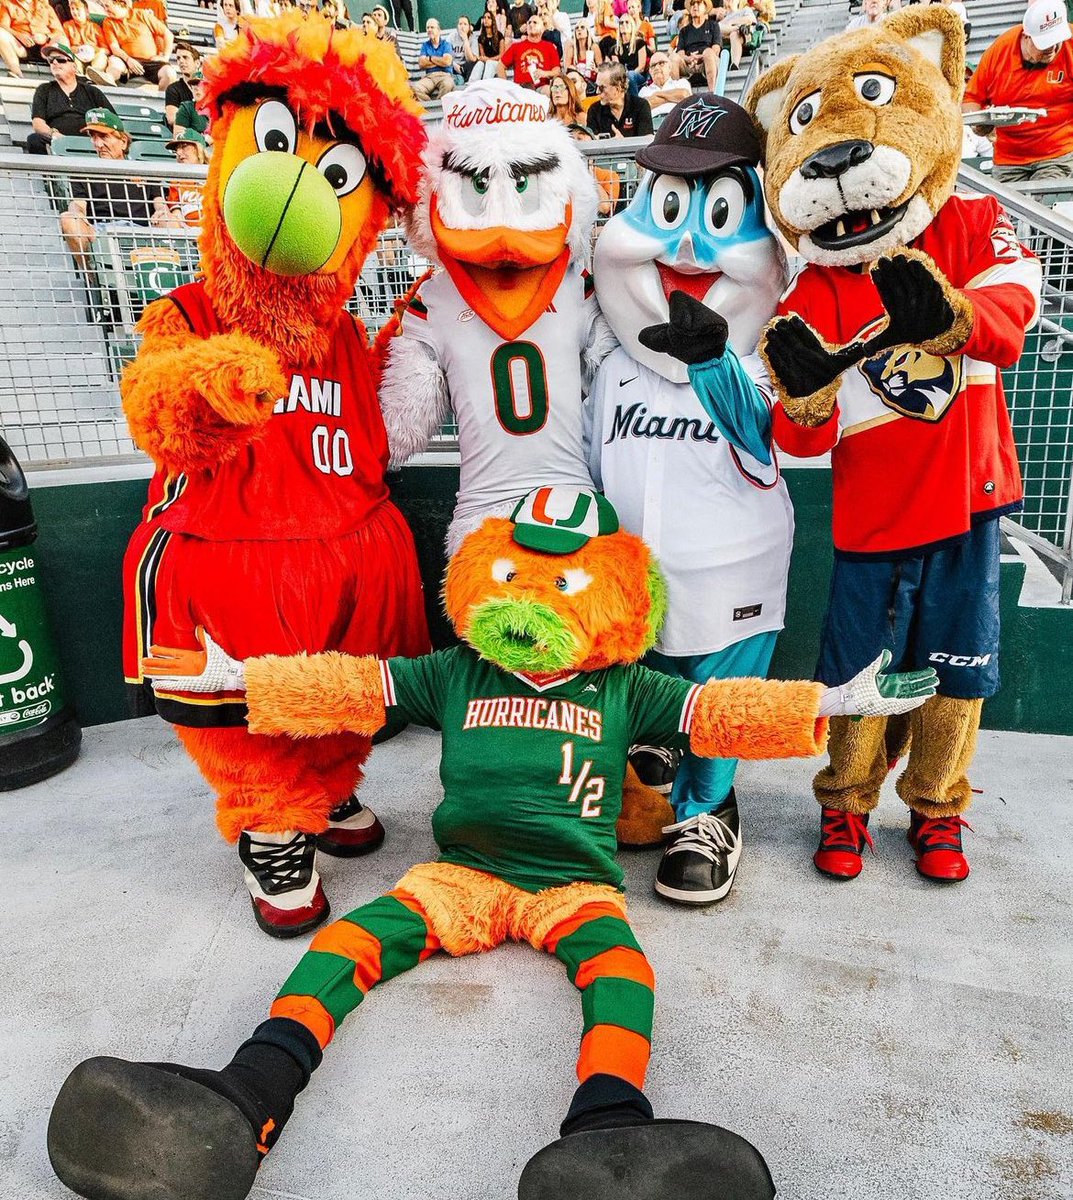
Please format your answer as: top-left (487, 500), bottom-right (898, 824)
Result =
top-left (511, 487), bottom-right (619, 554)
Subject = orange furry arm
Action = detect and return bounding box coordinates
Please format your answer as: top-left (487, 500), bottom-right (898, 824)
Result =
top-left (369, 268), bottom-right (434, 387)
top-left (689, 678), bottom-right (828, 760)
top-left (120, 299), bottom-right (288, 475)
top-left (245, 653), bottom-right (387, 738)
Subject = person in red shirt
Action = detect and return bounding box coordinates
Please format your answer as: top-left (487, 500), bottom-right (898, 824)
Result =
top-left (962, 0), bottom-right (1073, 181)
top-left (501, 12), bottom-right (561, 87)
top-left (0, 0), bottom-right (62, 77)
top-left (101, 0), bottom-right (176, 88)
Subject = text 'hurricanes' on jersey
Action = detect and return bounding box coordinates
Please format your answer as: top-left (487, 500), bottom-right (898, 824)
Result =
top-left (400, 267), bottom-right (600, 529)
top-left (380, 645), bottom-right (701, 893)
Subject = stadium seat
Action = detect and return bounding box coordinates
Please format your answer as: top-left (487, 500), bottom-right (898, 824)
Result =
top-left (50, 135), bottom-right (100, 159)
top-left (112, 101), bottom-right (165, 121)
top-left (122, 117), bottom-right (169, 141)
top-left (128, 140), bottom-right (179, 162)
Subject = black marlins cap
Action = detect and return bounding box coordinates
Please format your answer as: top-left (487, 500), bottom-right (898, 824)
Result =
top-left (636, 94), bottom-right (761, 177)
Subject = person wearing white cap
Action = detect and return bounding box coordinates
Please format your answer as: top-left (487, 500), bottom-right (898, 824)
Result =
top-left (962, 0), bottom-right (1073, 181)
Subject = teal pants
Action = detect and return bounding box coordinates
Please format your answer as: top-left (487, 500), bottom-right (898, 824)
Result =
top-left (646, 631), bottom-right (778, 820)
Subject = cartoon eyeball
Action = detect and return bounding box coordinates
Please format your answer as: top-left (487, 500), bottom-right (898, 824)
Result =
top-left (702, 174), bottom-right (747, 238)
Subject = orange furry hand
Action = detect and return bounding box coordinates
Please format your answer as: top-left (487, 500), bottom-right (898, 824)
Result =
top-left (122, 306), bottom-right (288, 474)
top-left (689, 678), bottom-right (829, 760)
top-left (245, 652), bottom-right (387, 738)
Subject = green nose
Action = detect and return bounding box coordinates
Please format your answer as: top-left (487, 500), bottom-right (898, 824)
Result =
top-left (222, 151), bottom-right (342, 277)
top-left (467, 597), bottom-right (578, 674)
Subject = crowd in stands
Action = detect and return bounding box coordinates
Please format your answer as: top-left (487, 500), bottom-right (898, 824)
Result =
top-left (405, 0), bottom-right (774, 123)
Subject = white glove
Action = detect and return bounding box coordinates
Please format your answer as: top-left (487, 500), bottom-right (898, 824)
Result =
top-left (141, 626), bottom-right (246, 694)
top-left (819, 650), bottom-right (938, 718)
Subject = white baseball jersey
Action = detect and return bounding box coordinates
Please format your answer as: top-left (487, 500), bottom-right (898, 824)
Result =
top-left (587, 347), bottom-right (794, 656)
top-left (401, 266), bottom-right (600, 537)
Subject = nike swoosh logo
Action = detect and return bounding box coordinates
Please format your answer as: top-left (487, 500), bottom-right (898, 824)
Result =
top-left (618, 377), bottom-right (638, 387)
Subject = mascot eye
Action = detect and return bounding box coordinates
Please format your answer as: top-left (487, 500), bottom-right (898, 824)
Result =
top-left (557, 568), bottom-right (593, 596)
top-left (854, 72), bottom-right (896, 106)
top-left (253, 99), bottom-right (298, 155)
top-left (788, 90), bottom-right (821, 135)
top-left (650, 174), bottom-right (690, 231)
top-left (492, 557), bottom-right (517, 583)
top-left (316, 143), bottom-right (368, 197)
top-left (702, 176), bottom-right (747, 237)
top-left (515, 175), bottom-right (529, 193)
top-left (472, 172), bottom-right (491, 195)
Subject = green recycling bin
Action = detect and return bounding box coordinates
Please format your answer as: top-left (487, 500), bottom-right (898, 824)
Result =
top-left (0, 437), bottom-right (82, 789)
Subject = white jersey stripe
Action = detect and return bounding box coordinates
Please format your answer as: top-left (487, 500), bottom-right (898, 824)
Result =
top-left (379, 659), bottom-right (397, 709)
top-left (680, 683), bottom-right (703, 734)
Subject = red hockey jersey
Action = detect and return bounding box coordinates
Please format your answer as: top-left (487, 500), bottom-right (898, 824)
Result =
top-left (772, 194), bottom-right (1041, 557)
top-left (143, 280), bottom-right (392, 541)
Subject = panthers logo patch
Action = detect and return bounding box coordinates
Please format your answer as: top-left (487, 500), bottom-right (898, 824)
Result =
top-left (860, 346), bottom-right (963, 422)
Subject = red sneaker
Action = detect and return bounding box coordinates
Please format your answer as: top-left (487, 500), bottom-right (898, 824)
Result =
top-left (316, 795), bottom-right (386, 858)
top-left (238, 830), bottom-right (331, 938)
top-left (813, 807), bottom-right (874, 880)
top-left (908, 811), bottom-right (971, 882)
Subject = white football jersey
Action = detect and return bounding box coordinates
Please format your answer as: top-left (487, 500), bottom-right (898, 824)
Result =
top-left (587, 347), bottom-right (794, 656)
top-left (401, 266), bottom-right (599, 537)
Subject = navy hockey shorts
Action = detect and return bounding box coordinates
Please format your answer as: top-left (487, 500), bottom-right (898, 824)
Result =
top-left (815, 517), bottom-right (1001, 700)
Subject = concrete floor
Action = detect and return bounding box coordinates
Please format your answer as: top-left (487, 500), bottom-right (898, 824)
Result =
top-left (2, 716), bottom-right (1071, 1200)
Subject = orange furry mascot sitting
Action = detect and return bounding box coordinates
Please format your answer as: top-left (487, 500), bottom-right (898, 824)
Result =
top-left (119, 15), bottom-right (430, 936)
top-left (53, 486), bottom-right (935, 1200)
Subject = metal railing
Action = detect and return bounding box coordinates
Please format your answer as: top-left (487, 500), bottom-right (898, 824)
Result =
top-left (957, 164), bottom-right (1073, 600)
top-left (1, 149), bottom-right (1070, 598)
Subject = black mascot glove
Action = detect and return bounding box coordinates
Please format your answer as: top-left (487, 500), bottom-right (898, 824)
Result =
top-left (638, 290), bottom-right (729, 365)
top-left (871, 252), bottom-right (958, 348)
top-left (762, 314), bottom-right (852, 399)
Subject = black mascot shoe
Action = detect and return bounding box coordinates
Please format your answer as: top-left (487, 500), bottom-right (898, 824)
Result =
top-left (655, 794), bottom-right (742, 905)
top-left (316, 794), bottom-right (387, 858)
top-left (628, 744), bottom-right (683, 795)
top-left (48, 1057), bottom-right (260, 1200)
top-left (519, 1119), bottom-right (776, 1200)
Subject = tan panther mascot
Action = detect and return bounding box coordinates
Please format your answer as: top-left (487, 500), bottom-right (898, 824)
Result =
top-left (744, 7), bottom-right (1042, 882)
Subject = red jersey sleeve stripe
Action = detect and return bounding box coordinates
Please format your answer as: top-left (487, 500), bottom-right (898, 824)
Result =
top-left (379, 659), bottom-right (397, 708)
top-left (679, 683), bottom-right (703, 734)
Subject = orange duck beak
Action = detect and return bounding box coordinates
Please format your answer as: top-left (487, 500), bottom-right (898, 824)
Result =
top-left (431, 196), bottom-right (573, 341)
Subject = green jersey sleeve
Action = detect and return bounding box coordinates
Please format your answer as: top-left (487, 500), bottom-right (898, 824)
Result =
top-left (625, 664), bottom-right (702, 749)
top-left (382, 649), bottom-right (454, 731)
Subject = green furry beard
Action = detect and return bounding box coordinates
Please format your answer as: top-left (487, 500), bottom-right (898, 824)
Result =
top-left (466, 598), bottom-right (579, 673)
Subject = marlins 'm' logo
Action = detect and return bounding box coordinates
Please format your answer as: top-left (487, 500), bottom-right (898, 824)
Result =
top-left (859, 345), bottom-right (963, 422)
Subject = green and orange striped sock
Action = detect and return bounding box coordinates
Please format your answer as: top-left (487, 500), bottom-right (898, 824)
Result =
top-left (270, 890), bottom-right (439, 1048)
top-left (543, 901), bottom-right (656, 1129)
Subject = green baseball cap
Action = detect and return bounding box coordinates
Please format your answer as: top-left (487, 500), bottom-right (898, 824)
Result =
top-left (166, 128), bottom-right (207, 150)
top-left (44, 42), bottom-right (76, 61)
top-left (511, 486), bottom-right (619, 555)
top-left (82, 108), bottom-right (126, 135)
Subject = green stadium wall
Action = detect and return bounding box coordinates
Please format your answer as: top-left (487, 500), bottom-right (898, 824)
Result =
top-left (24, 467), bottom-right (1073, 734)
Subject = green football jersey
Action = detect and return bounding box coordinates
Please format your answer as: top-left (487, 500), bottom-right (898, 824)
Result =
top-left (382, 646), bottom-right (700, 893)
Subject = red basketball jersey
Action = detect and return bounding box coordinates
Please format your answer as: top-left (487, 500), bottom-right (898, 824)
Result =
top-left (147, 281), bottom-right (392, 541)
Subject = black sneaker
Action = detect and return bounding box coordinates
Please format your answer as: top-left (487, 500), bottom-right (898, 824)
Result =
top-left (628, 745), bottom-right (683, 795)
top-left (654, 795), bottom-right (742, 906)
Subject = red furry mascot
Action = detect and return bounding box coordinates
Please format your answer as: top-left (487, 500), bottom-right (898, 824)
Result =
top-left (120, 15), bottom-right (430, 936)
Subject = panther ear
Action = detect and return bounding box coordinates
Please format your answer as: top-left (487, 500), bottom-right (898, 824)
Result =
top-left (744, 55), bottom-right (798, 138)
top-left (883, 5), bottom-right (966, 97)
